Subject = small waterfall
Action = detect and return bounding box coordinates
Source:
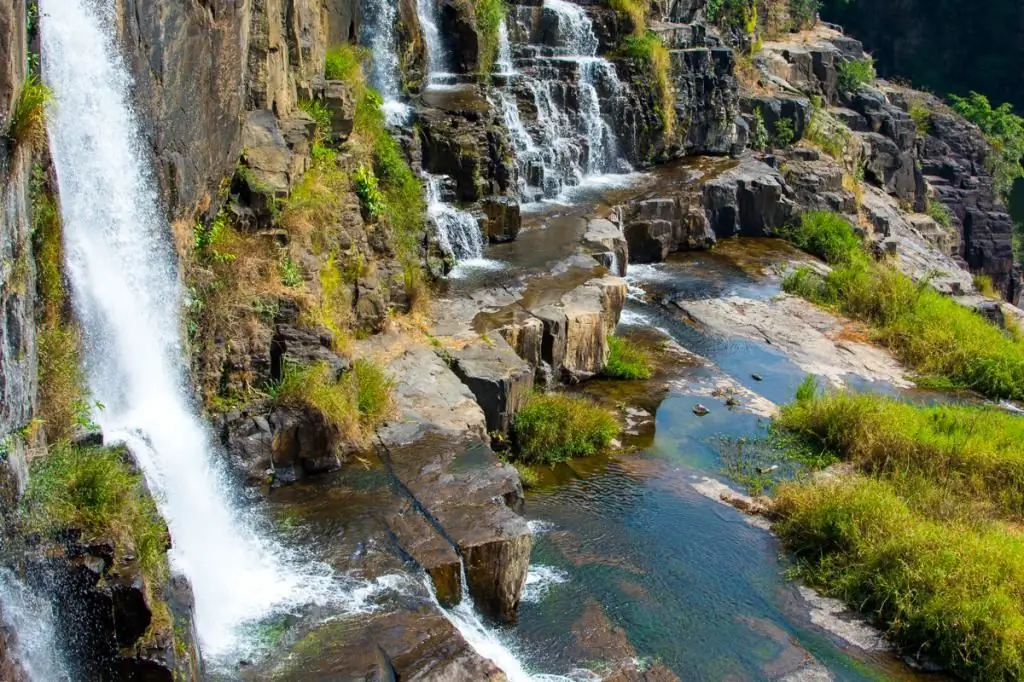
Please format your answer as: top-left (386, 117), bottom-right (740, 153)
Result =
top-left (40, 0), bottom-right (339, 659)
top-left (426, 563), bottom-right (577, 682)
top-left (494, 0), bottom-right (630, 203)
top-left (426, 176), bottom-right (484, 262)
top-left (416, 0), bottom-right (458, 88)
top-left (495, 19), bottom-right (516, 76)
top-left (361, 0), bottom-right (411, 123)
top-left (0, 571), bottom-right (69, 682)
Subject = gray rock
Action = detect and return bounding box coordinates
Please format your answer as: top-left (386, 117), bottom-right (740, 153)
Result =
top-left (451, 336), bottom-right (534, 435)
top-left (481, 196), bottom-right (521, 244)
top-left (703, 158), bottom-right (796, 238)
top-left (622, 195), bottom-right (715, 263)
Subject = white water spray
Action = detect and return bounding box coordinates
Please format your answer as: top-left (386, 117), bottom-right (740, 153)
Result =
top-left (362, 0), bottom-right (411, 123)
top-left (495, 18), bottom-right (516, 76)
top-left (417, 0), bottom-right (458, 88)
top-left (40, 0), bottom-right (339, 658)
top-left (0, 571), bottom-right (69, 682)
top-left (426, 176), bottom-right (485, 262)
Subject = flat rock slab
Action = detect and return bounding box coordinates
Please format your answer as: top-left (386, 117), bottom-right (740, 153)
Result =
top-left (451, 335), bottom-right (534, 434)
top-left (380, 347), bottom-right (488, 446)
top-left (677, 294), bottom-right (911, 389)
top-left (380, 433), bottom-right (530, 623)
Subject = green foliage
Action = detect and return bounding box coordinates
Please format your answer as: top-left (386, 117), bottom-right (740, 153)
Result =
top-left (510, 393), bottom-right (620, 464)
top-left (974, 273), bottom-right (999, 299)
top-left (353, 165), bottom-right (385, 220)
top-left (773, 118), bottom-right (796, 147)
top-left (23, 444), bottom-right (168, 583)
top-left (192, 210), bottom-right (236, 264)
top-left (949, 92), bottom-right (1024, 201)
top-left (806, 96), bottom-right (852, 160)
top-left (324, 44), bottom-right (365, 83)
top-left (908, 98), bottom-right (933, 135)
top-left (794, 374), bottom-right (819, 402)
top-left (782, 252), bottom-right (1024, 400)
top-left (927, 198), bottom-right (953, 229)
top-left (836, 57), bottom-right (875, 94)
top-left (615, 33), bottom-right (675, 138)
top-left (779, 211), bottom-right (864, 265)
top-left (279, 255), bottom-right (303, 287)
top-left (775, 475), bottom-right (1024, 681)
top-left (752, 107), bottom-right (769, 150)
top-left (707, 0), bottom-right (757, 33)
top-left (604, 336), bottom-right (653, 380)
top-left (274, 360), bottom-right (394, 444)
top-left (474, 0), bottom-right (508, 75)
top-left (7, 73), bottom-right (50, 148)
top-left (607, 0), bottom-right (650, 32)
top-left (788, 0), bottom-right (821, 29)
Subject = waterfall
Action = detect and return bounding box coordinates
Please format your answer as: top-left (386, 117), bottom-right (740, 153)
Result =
top-left (417, 0), bottom-right (457, 88)
top-left (0, 571), bottom-right (69, 682)
top-left (361, 0), bottom-right (411, 123)
top-left (426, 176), bottom-right (484, 262)
top-left (495, 19), bottom-right (516, 76)
top-left (494, 0), bottom-right (631, 203)
top-left (40, 0), bottom-right (339, 659)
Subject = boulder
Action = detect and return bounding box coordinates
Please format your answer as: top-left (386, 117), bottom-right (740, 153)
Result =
top-left (703, 158), bottom-right (796, 238)
top-left (620, 196), bottom-right (715, 263)
top-left (481, 196), bottom-right (522, 243)
top-left (858, 131), bottom-right (917, 200)
top-left (321, 79), bottom-right (356, 140)
top-left (584, 218), bottom-right (629, 276)
top-left (451, 336), bottom-right (534, 435)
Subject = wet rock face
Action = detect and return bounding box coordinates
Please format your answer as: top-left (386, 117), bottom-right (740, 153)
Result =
top-left (482, 196), bottom-right (522, 243)
top-left (27, 536), bottom-right (201, 682)
top-left (622, 196), bottom-right (715, 262)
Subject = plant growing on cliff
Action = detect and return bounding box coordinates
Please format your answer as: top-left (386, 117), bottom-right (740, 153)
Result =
top-left (787, 0), bottom-right (820, 30)
top-left (751, 107), bottom-right (769, 150)
top-left (926, 197), bottom-right (953, 230)
top-left (607, 0), bottom-right (650, 33)
top-left (949, 91), bottom-right (1024, 201)
top-left (604, 336), bottom-right (653, 380)
top-left (780, 211), bottom-right (863, 265)
top-left (7, 74), bottom-right (51, 150)
top-left (836, 57), bottom-right (875, 95)
top-left (353, 165), bottom-right (385, 220)
top-left (324, 44), bottom-right (366, 83)
top-left (474, 0), bottom-right (508, 76)
top-left (773, 118), bottom-right (796, 147)
top-left (615, 33), bottom-right (676, 139)
top-left (511, 393), bottom-right (619, 464)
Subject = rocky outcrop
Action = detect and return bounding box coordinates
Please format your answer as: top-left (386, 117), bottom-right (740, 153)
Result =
top-left (621, 194), bottom-right (715, 263)
top-left (451, 336), bottom-right (534, 435)
top-left (482, 196), bottom-right (522, 243)
top-left (703, 158), bottom-right (796, 238)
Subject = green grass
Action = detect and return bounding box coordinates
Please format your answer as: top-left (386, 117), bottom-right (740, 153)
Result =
top-left (24, 444), bottom-right (168, 583)
top-left (7, 74), bottom-right (50, 149)
top-left (615, 33), bottom-right (675, 138)
top-left (273, 359), bottom-right (394, 445)
top-left (837, 57), bottom-right (876, 95)
top-left (774, 474), bottom-right (1024, 681)
top-left (474, 0), bottom-right (507, 75)
top-left (974, 273), bottom-right (1000, 299)
top-left (778, 389), bottom-right (1024, 516)
top-left (908, 98), bottom-right (933, 135)
top-left (779, 211), bottom-right (863, 265)
top-left (604, 336), bottom-right (653, 380)
top-left (324, 44), bottom-right (366, 83)
top-left (927, 198), bottom-right (954, 229)
top-left (781, 212), bottom-right (1024, 400)
top-left (510, 393), bottom-right (620, 464)
top-left (606, 0), bottom-right (650, 32)
top-left (806, 97), bottom-right (853, 160)
top-left (353, 165), bottom-right (385, 220)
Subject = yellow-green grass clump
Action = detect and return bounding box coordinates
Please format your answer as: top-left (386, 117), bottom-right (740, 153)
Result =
top-left (511, 393), bottom-right (619, 464)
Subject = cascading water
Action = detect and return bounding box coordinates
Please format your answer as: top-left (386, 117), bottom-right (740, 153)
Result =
top-left (416, 0), bottom-right (458, 88)
top-left (361, 0), bottom-right (411, 123)
top-left (496, 18), bottom-right (516, 76)
top-left (426, 176), bottom-right (485, 262)
top-left (40, 0), bottom-right (340, 659)
top-left (494, 0), bottom-right (631, 202)
top-left (0, 571), bottom-right (69, 682)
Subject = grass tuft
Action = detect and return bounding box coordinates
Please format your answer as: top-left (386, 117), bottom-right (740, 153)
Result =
top-left (615, 33), bottom-right (675, 139)
top-left (510, 393), bottom-right (620, 464)
top-left (604, 336), bottom-right (653, 380)
top-left (779, 211), bottom-right (863, 265)
top-left (837, 57), bottom-right (876, 95)
top-left (474, 0), bottom-right (508, 76)
top-left (7, 74), bottom-right (50, 149)
top-left (607, 0), bottom-right (650, 33)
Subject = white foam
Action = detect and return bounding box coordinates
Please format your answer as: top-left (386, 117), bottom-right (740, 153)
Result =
top-left (521, 565), bottom-right (570, 604)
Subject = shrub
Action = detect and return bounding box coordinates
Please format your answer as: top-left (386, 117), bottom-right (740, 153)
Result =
top-left (324, 44), bottom-right (365, 83)
top-left (23, 444), bottom-right (168, 583)
top-left (604, 336), bottom-right (653, 379)
top-left (511, 393), bottom-right (620, 464)
top-left (773, 118), bottom-right (796, 147)
top-left (752, 107), bottom-right (769, 150)
top-left (780, 211), bottom-right (863, 265)
top-left (7, 74), bottom-right (50, 149)
top-left (927, 198), bottom-right (953, 229)
top-left (707, 0), bottom-right (757, 33)
top-left (908, 98), bottom-right (933, 135)
top-left (949, 92), bottom-right (1024, 201)
top-left (353, 165), bottom-right (385, 220)
top-left (787, 0), bottom-right (820, 30)
top-left (974, 273), bottom-right (1000, 299)
top-left (837, 57), bottom-right (875, 94)
top-left (352, 358), bottom-right (395, 428)
top-left (474, 0), bottom-right (507, 75)
top-left (774, 475), bottom-right (1024, 680)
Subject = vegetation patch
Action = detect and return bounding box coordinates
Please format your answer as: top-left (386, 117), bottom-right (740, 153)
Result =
top-left (474, 0), bottom-right (508, 76)
top-left (836, 57), bottom-right (876, 95)
top-left (926, 197), bottom-right (953, 229)
top-left (607, 0), bottom-right (650, 33)
top-left (604, 336), bottom-right (653, 380)
top-left (778, 210), bottom-right (863, 265)
top-left (805, 97), bottom-right (854, 161)
top-left (773, 385), bottom-right (1024, 679)
top-left (273, 359), bottom-right (394, 445)
top-left (949, 91), bottom-right (1024, 202)
top-left (510, 393), bottom-right (620, 464)
top-left (615, 33), bottom-right (675, 138)
top-left (7, 74), bottom-right (50, 150)
top-left (781, 212), bottom-right (1024, 400)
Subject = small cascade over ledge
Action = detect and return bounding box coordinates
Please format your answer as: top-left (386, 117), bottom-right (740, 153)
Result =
top-left (495, 0), bottom-right (632, 202)
top-left (362, 0), bottom-right (411, 123)
top-left (427, 175), bottom-right (485, 263)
